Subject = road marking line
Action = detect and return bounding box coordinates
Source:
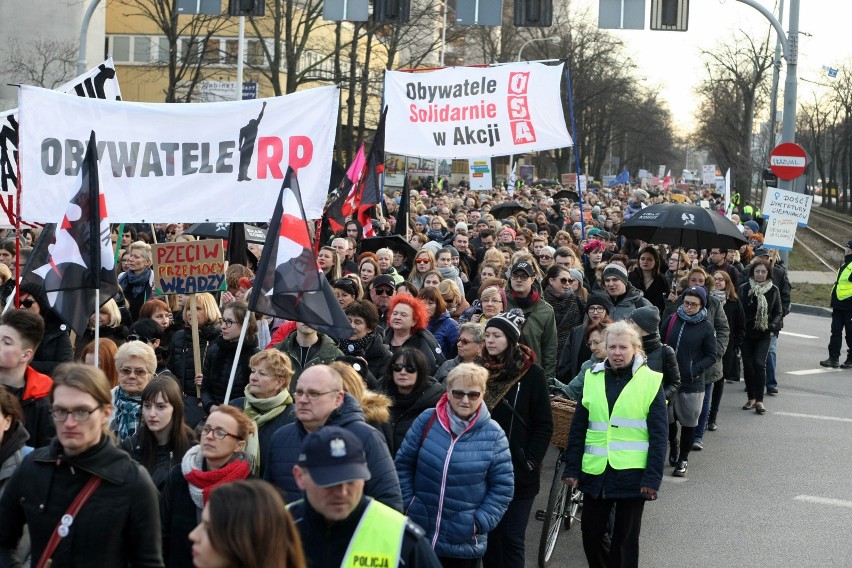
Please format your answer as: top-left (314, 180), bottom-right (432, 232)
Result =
top-left (775, 411), bottom-right (852, 423)
top-left (662, 476), bottom-right (688, 484)
top-left (794, 495), bottom-right (852, 509)
top-left (786, 368), bottom-right (844, 376)
top-left (780, 331), bottom-right (819, 339)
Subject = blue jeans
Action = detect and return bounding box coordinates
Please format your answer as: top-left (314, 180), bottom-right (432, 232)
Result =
top-left (766, 334), bottom-right (778, 389)
top-left (694, 383), bottom-right (713, 442)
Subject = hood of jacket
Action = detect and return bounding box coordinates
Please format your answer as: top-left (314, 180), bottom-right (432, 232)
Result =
top-left (23, 365), bottom-right (53, 401)
top-left (326, 392), bottom-right (368, 429)
top-left (358, 390), bottom-right (392, 424)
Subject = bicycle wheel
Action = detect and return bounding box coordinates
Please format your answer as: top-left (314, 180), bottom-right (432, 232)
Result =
top-left (537, 459), bottom-right (568, 567)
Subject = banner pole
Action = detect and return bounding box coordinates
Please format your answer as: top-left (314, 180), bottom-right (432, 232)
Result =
top-left (222, 310), bottom-right (250, 405)
top-left (94, 287), bottom-right (100, 369)
top-left (113, 223), bottom-right (125, 265)
top-left (565, 68), bottom-right (585, 237)
top-left (190, 294), bottom-right (202, 399)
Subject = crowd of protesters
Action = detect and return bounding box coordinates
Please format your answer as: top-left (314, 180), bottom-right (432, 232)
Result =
top-left (0, 178), bottom-right (798, 567)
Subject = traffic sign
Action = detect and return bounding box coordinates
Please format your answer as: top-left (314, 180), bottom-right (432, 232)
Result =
top-left (769, 142), bottom-right (808, 180)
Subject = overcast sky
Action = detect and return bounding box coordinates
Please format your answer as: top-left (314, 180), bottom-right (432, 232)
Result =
top-left (573, 0), bottom-right (847, 133)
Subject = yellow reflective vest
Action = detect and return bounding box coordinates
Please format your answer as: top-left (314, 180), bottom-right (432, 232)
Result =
top-left (581, 365), bottom-right (663, 475)
top-left (340, 499), bottom-right (407, 568)
top-left (836, 262), bottom-right (852, 301)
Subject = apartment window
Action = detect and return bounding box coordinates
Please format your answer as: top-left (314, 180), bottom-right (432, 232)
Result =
top-left (133, 37), bottom-right (151, 63)
top-left (112, 37), bottom-right (130, 62)
top-left (203, 39), bottom-right (220, 64)
top-left (157, 38), bottom-right (170, 63)
top-left (247, 39), bottom-right (265, 66)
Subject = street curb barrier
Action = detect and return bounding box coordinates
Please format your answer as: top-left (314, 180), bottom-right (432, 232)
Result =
top-left (790, 303), bottom-right (832, 318)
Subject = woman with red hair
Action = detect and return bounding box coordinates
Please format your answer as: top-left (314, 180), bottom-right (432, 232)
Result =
top-left (382, 294), bottom-right (446, 376)
top-left (582, 240), bottom-right (607, 290)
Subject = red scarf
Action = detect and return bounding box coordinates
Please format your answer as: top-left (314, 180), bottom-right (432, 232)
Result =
top-left (184, 458), bottom-right (251, 505)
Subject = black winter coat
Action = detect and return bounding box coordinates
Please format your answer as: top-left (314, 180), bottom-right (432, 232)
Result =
top-left (488, 363), bottom-right (553, 500)
top-left (382, 328), bottom-right (446, 376)
top-left (0, 437), bottom-right (163, 567)
top-left (31, 320), bottom-right (73, 377)
top-left (120, 434), bottom-right (198, 492)
top-left (168, 323), bottom-right (222, 396)
top-left (382, 379), bottom-right (444, 456)
top-left (739, 282), bottom-right (783, 337)
top-left (662, 312), bottom-right (717, 392)
top-left (643, 333), bottom-right (681, 399)
top-left (557, 323), bottom-right (593, 384)
top-left (722, 297), bottom-right (746, 352)
top-left (228, 397), bottom-right (296, 477)
top-left (200, 336), bottom-right (259, 413)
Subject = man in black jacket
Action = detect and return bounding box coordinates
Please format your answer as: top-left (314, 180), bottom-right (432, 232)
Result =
top-left (289, 427), bottom-right (440, 568)
top-left (821, 240), bottom-right (852, 369)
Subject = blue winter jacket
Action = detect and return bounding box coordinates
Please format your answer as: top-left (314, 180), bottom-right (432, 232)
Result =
top-left (428, 311), bottom-right (460, 359)
top-left (395, 395), bottom-right (514, 559)
top-left (264, 393), bottom-right (403, 511)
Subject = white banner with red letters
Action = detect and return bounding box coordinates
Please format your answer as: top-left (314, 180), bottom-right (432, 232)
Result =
top-left (0, 58), bottom-right (122, 228)
top-left (18, 84), bottom-right (338, 222)
top-left (383, 62), bottom-right (572, 159)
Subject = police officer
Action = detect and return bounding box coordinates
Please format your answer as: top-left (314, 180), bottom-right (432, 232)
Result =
top-left (289, 427), bottom-right (441, 568)
top-left (821, 240), bottom-right (852, 369)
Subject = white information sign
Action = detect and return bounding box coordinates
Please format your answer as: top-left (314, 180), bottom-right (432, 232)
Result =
top-left (760, 187), bottom-right (813, 226)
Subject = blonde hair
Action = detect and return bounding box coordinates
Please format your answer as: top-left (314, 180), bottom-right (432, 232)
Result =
top-left (330, 362), bottom-right (391, 424)
top-left (182, 292), bottom-right (223, 325)
top-left (437, 279), bottom-right (461, 304)
top-left (249, 350), bottom-right (293, 393)
top-left (115, 341), bottom-right (157, 374)
top-left (128, 241), bottom-right (152, 262)
top-left (603, 321), bottom-right (645, 359)
top-left (98, 298), bottom-right (122, 328)
top-left (447, 362), bottom-right (488, 391)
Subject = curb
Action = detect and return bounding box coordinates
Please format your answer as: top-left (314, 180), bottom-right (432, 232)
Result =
top-left (790, 303), bottom-right (832, 318)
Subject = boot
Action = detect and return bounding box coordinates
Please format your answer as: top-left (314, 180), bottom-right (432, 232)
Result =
top-left (820, 358), bottom-right (840, 368)
top-left (841, 357), bottom-right (852, 370)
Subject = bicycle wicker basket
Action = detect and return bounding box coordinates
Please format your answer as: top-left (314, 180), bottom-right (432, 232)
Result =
top-left (550, 396), bottom-right (576, 450)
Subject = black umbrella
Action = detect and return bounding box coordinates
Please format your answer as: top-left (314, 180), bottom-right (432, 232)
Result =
top-left (618, 203), bottom-right (747, 250)
top-left (552, 189), bottom-right (580, 202)
top-left (184, 222), bottom-right (267, 244)
top-left (359, 235), bottom-right (418, 265)
top-left (489, 201), bottom-right (527, 220)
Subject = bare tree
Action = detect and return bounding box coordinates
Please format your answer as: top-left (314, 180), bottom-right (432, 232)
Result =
top-left (3, 37), bottom-right (78, 88)
top-left (693, 32), bottom-right (774, 203)
top-left (117, 0), bottom-right (230, 102)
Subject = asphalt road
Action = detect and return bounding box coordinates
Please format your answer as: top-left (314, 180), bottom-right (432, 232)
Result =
top-left (523, 311), bottom-right (852, 568)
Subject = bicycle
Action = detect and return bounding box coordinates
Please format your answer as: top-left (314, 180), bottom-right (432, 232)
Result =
top-left (535, 396), bottom-right (583, 567)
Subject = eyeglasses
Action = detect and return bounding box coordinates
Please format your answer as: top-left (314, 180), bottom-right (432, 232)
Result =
top-left (415, 258), bottom-right (431, 265)
top-left (126, 334), bottom-right (153, 344)
top-left (588, 306), bottom-right (606, 313)
top-left (50, 406), bottom-right (102, 422)
top-left (201, 424), bottom-right (242, 441)
top-left (683, 300), bottom-right (701, 308)
top-left (221, 319), bottom-right (238, 327)
top-left (20, 299), bottom-right (35, 309)
top-left (457, 337), bottom-right (478, 346)
top-left (451, 390), bottom-right (482, 401)
top-left (539, 255), bottom-right (552, 260)
top-left (119, 367), bottom-right (150, 377)
top-left (294, 389), bottom-right (339, 400)
top-left (511, 273), bottom-right (530, 281)
top-left (392, 363), bottom-right (416, 373)
top-left (557, 277), bottom-right (575, 284)
top-left (372, 287), bottom-right (393, 296)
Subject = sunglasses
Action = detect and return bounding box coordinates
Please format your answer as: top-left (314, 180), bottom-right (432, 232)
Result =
top-left (451, 389), bottom-right (482, 401)
top-left (415, 258), bottom-right (431, 265)
top-left (557, 277), bottom-right (575, 284)
top-left (392, 363), bottom-right (416, 373)
top-left (539, 255), bottom-right (552, 260)
top-left (373, 287), bottom-right (393, 296)
top-left (20, 299), bottom-right (36, 309)
top-left (127, 334), bottom-right (153, 343)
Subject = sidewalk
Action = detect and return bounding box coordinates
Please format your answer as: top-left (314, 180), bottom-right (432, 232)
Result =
top-left (787, 271), bottom-right (836, 285)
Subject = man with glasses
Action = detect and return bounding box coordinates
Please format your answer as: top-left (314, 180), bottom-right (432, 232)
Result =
top-left (0, 310), bottom-right (54, 447)
top-left (265, 364), bottom-right (402, 511)
top-left (505, 261), bottom-right (558, 379)
top-left (368, 275), bottom-right (396, 334)
top-left (706, 248), bottom-right (740, 284)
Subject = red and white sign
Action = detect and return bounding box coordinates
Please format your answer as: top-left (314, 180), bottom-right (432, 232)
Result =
top-left (769, 142), bottom-right (808, 180)
top-left (383, 62), bottom-right (572, 158)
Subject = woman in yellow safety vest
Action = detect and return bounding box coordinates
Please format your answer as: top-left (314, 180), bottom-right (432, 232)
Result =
top-left (562, 320), bottom-right (668, 568)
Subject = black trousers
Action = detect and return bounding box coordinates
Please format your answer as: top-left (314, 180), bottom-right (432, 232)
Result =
top-left (440, 557), bottom-right (480, 568)
top-left (828, 309), bottom-right (852, 359)
top-left (581, 495), bottom-right (646, 568)
top-left (741, 334), bottom-right (771, 402)
top-left (482, 496), bottom-right (534, 568)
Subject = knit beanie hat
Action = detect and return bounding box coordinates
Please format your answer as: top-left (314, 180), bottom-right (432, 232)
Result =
top-left (485, 308), bottom-right (526, 344)
top-left (602, 263), bottom-right (629, 285)
top-left (568, 269), bottom-right (584, 285)
top-left (630, 305), bottom-right (660, 335)
top-left (499, 227), bottom-right (516, 239)
top-left (586, 291), bottom-right (614, 314)
top-left (683, 286), bottom-right (707, 308)
top-left (744, 220), bottom-right (760, 233)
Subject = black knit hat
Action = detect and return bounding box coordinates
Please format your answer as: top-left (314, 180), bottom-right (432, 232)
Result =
top-left (586, 291), bottom-right (614, 314)
top-left (485, 308), bottom-right (526, 344)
